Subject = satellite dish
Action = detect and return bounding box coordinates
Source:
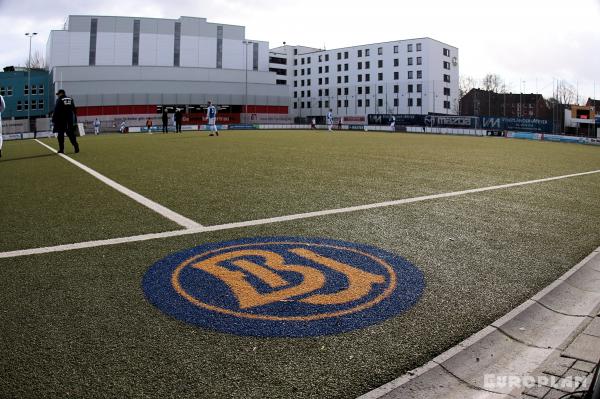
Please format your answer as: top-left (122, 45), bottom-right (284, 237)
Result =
top-left (452, 57), bottom-right (458, 66)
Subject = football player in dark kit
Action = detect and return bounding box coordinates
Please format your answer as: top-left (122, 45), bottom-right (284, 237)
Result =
top-left (52, 89), bottom-right (79, 154)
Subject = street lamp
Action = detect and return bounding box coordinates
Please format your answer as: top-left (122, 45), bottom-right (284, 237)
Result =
top-left (242, 40), bottom-right (255, 123)
top-left (25, 32), bottom-right (38, 131)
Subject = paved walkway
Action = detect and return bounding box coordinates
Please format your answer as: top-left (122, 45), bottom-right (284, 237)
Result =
top-left (359, 247), bottom-right (600, 399)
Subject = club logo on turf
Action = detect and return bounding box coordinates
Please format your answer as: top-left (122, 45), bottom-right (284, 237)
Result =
top-left (142, 237), bottom-right (424, 337)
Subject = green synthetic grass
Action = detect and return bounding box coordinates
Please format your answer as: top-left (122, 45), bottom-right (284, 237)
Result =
top-left (38, 131), bottom-right (600, 226)
top-left (0, 139), bottom-right (179, 252)
top-left (1, 131), bottom-right (600, 398)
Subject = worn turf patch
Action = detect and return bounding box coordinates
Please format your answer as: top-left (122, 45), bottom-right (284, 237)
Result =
top-left (142, 236), bottom-right (425, 337)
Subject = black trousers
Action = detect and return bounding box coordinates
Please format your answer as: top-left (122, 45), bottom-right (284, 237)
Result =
top-left (162, 122), bottom-right (168, 133)
top-left (57, 127), bottom-right (78, 152)
top-left (176, 121), bottom-right (182, 132)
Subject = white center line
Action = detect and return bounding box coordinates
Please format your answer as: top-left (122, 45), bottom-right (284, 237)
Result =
top-left (2, 167), bottom-right (599, 259)
top-left (35, 139), bottom-right (203, 230)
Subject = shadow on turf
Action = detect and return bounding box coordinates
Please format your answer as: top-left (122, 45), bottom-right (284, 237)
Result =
top-left (0, 153), bottom-right (58, 163)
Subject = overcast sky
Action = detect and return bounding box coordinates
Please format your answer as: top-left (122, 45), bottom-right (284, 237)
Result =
top-left (1, 0), bottom-right (599, 101)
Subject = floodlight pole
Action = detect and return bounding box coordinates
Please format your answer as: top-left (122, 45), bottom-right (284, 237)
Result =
top-left (25, 32), bottom-right (38, 132)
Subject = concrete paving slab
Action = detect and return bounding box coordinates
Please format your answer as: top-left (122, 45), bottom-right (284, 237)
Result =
top-left (562, 334), bottom-right (600, 363)
top-left (493, 302), bottom-right (586, 350)
top-left (522, 384), bottom-right (550, 398)
top-left (572, 360), bottom-right (596, 373)
top-left (565, 266), bottom-right (600, 293)
top-left (536, 282), bottom-right (600, 317)
top-left (585, 252), bottom-right (600, 273)
top-left (438, 329), bottom-right (553, 395)
top-left (583, 317), bottom-right (600, 338)
top-left (376, 364), bottom-right (504, 399)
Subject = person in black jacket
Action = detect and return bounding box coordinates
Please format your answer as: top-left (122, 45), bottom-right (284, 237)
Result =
top-left (161, 109), bottom-right (168, 133)
top-left (52, 89), bottom-right (79, 154)
top-left (174, 108), bottom-right (183, 133)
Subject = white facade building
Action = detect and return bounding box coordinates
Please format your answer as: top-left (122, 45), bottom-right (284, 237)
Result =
top-left (270, 38), bottom-right (459, 119)
top-left (46, 15), bottom-right (289, 121)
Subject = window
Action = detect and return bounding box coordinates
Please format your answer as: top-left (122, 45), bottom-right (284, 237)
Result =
top-left (325, 66), bottom-right (329, 73)
top-left (344, 63), bottom-right (349, 71)
top-left (325, 54), bottom-right (329, 61)
top-left (365, 74), bottom-right (370, 82)
top-left (318, 89), bottom-right (322, 96)
top-left (307, 68), bottom-right (311, 74)
top-left (301, 91), bottom-right (305, 98)
top-left (344, 76), bottom-right (349, 83)
top-left (407, 43), bottom-right (413, 52)
top-left (358, 99), bottom-right (363, 107)
top-left (394, 71), bottom-right (399, 80)
top-left (318, 55), bottom-right (322, 62)
top-left (394, 98), bottom-right (399, 107)
top-left (408, 58), bottom-right (413, 66)
top-left (294, 70), bottom-right (298, 76)
top-left (24, 85), bottom-right (29, 95)
top-left (443, 87), bottom-right (450, 96)
top-left (378, 73), bottom-right (383, 81)
top-left (38, 99), bottom-right (44, 109)
top-left (337, 88), bottom-right (342, 96)
top-left (301, 80), bottom-right (305, 86)
top-left (294, 81), bottom-right (298, 87)
top-left (444, 101), bottom-right (451, 109)
top-left (318, 100), bottom-right (322, 108)
top-left (325, 77), bottom-right (329, 84)
top-left (365, 49), bottom-right (370, 56)
top-left (416, 43), bottom-right (422, 51)
top-left (365, 61), bottom-right (370, 69)
top-left (38, 85), bottom-right (44, 95)
top-left (408, 71), bottom-right (413, 79)
top-left (393, 45), bottom-right (398, 53)
top-left (378, 86), bottom-right (383, 94)
top-left (307, 90), bottom-right (311, 97)
top-left (0, 87), bottom-right (5, 96)
top-left (301, 58), bottom-right (305, 65)
top-left (417, 98), bottom-right (422, 106)
top-left (358, 62), bottom-right (362, 70)
top-left (31, 86), bottom-right (37, 95)
top-left (318, 78), bottom-right (323, 85)
top-left (408, 98), bottom-right (413, 107)
top-left (408, 84), bottom-right (413, 93)
top-left (301, 102), bottom-right (305, 108)
top-left (294, 59), bottom-right (298, 65)
top-left (7, 86), bottom-right (12, 96)
top-left (337, 100), bottom-right (342, 107)
top-left (394, 85), bottom-right (399, 93)
top-left (443, 61), bottom-right (450, 70)
top-left (307, 57), bottom-right (311, 64)
top-left (358, 75), bottom-right (363, 82)
top-left (344, 99), bottom-right (348, 107)
top-left (416, 57), bottom-right (422, 65)
top-left (301, 69), bottom-right (305, 75)
top-left (337, 52), bottom-right (342, 60)
top-left (344, 51), bottom-right (348, 59)
top-left (443, 74), bottom-right (451, 83)
top-left (31, 100), bottom-right (37, 110)
top-left (307, 79), bottom-right (311, 85)
top-left (23, 101), bottom-right (29, 111)
top-left (358, 87), bottom-right (363, 94)
top-left (325, 100), bottom-right (329, 108)
top-left (378, 47), bottom-right (383, 55)
top-left (365, 86), bottom-right (371, 94)
top-left (337, 76), bottom-right (342, 83)
top-left (358, 49), bottom-right (363, 57)
top-left (417, 70), bottom-right (422, 79)
top-left (378, 60), bottom-right (383, 68)
top-left (394, 59), bottom-right (399, 67)
top-left (337, 64), bottom-right (341, 72)
top-left (319, 66), bottom-right (323, 73)
top-left (307, 102), bottom-right (311, 109)
top-left (417, 84), bottom-right (422, 93)
top-left (17, 100), bottom-right (22, 111)
top-left (366, 99), bottom-right (371, 107)
top-left (344, 87), bottom-right (349, 95)
top-left (378, 99), bottom-right (383, 107)
top-left (443, 48), bottom-right (450, 57)
top-left (325, 89), bottom-right (329, 96)
top-left (294, 91), bottom-right (298, 98)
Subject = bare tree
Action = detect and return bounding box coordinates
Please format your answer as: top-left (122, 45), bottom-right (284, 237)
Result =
top-left (481, 74), bottom-right (507, 93)
top-left (23, 49), bottom-right (47, 70)
top-left (459, 76), bottom-right (478, 99)
top-left (554, 80), bottom-right (576, 105)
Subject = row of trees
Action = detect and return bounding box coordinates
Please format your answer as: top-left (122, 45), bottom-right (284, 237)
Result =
top-left (459, 74), bottom-right (578, 106)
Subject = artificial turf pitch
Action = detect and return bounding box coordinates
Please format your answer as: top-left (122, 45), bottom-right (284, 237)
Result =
top-left (1, 130), bottom-right (600, 398)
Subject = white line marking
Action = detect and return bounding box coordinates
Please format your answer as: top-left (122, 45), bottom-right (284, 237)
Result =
top-left (2, 168), bottom-right (600, 259)
top-left (35, 139), bottom-right (203, 229)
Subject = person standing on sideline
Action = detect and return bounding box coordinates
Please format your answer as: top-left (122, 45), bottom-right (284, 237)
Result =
top-left (326, 109), bottom-right (334, 131)
top-left (146, 118), bottom-right (153, 133)
top-left (52, 89), bottom-right (79, 154)
top-left (390, 116), bottom-right (396, 131)
top-left (161, 109), bottom-right (168, 133)
top-left (207, 101), bottom-right (218, 136)
top-left (311, 117), bottom-right (316, 130)
top-left (93, 118), bottom-right (101, 135)
top-left (174, 109), bottom-right (183, 133)
top-left (0, 94), bottom-right (5, 158)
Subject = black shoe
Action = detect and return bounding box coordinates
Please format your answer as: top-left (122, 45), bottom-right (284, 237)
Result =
top-left (0, 149), bottom-right (2, 158)
top-left (216, 132), bottom-right (219, 136)
top-left (75, 147), bottom-right (80, 153)
top-left (57, 150), bottom-right (64, 154)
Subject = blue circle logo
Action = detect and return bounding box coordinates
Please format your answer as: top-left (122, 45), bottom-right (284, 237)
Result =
top-left (142, 237), bottom-right (425, 337)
